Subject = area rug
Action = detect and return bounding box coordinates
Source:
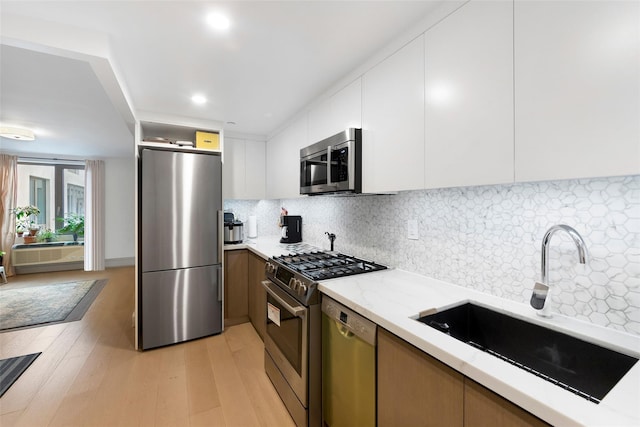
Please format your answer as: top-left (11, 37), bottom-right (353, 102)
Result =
top-left (0, 279), bottom-right (107, 332)
top-left (0, 353), bottom-right (41, 397)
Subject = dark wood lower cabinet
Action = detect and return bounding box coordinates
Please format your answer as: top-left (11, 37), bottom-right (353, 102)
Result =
top-left (223, 250), bottom-right (249, 326)
top-left (377, 328), bottom-right (550, 427)
top-left (247, 250), bottom-right (267, 340)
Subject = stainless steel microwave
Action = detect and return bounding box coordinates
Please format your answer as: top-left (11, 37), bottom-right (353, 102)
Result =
top-left (300, 128), bottom-right (362, 195)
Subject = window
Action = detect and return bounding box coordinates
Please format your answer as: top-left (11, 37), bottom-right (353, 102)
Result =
top-left (17, 161), bottom-right (85, 231)
top-left (29, 176), bottom-right (49, 225)
top-left (67, 184), bottom-right (84, 215)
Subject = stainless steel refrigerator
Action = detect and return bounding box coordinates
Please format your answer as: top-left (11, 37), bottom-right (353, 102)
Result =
top-left (138, 146), bottom-right (223, 350)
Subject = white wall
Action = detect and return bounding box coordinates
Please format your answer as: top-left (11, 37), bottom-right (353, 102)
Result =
top-left (104, 157), bottom-right (134, 262)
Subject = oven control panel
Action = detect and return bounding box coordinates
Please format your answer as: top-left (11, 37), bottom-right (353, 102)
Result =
top-left (265, 261), bottom-right (317, 304)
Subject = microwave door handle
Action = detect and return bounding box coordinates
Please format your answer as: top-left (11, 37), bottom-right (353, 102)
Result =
top-left (262, 281), bottom-right (306, 317)
top-left (317, 184), bottom-right (339, 192)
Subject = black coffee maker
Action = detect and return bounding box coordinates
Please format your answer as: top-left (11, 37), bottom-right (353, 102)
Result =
top-left (280, 215), bottom-right (302, 243)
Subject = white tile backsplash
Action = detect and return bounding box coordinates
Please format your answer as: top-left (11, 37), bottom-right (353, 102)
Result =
top-left (225, 175), bottom-right (640, 335)
top-left (223, 199), bottom-right (281, 240)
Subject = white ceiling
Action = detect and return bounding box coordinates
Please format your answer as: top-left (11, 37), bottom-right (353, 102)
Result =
top-left (0, 1), bottom-right (443, 158)
top-left (0, 45), bottom-right (136, 158)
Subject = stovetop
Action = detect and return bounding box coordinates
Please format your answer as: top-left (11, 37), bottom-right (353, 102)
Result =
top-left (265, 250), bottom-right (387, 306)
top-left (272, 251), bottom-right (387, 281)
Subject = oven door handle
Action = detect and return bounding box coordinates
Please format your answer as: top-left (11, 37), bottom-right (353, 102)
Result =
top-left (262, 281), bottom-right (306, 318)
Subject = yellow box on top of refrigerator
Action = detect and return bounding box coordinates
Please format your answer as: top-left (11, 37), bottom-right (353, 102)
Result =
top-left (195, 131), bottom-right (220, 150)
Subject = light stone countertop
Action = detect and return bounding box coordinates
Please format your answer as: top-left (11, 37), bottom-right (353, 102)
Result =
top-left (224, 237), bottom-right (640, 426)
top-left (223, 236), bottom-right (320, 259)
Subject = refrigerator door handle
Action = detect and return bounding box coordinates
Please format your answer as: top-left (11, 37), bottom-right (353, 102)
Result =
top-left (218, 210), bottom-right (223, 264)
top-left (217, 267), bottom-right (223, 302)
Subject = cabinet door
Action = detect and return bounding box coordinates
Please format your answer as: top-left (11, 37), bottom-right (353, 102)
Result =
top-left (222, 137), bottom-right (246, 200)
top-left (223, 138), bottom-right (266, 200)
top-left (425, 0), bottom-right (514, 188)
top-left (377, 328), bottom-right (463, 427)
top-left (247, 251), bottom-right (267, 340)
top-left (362, 36), bottom-right (425, 193)
top-left (266, 116), bottom-right (307, 199)
top-left (244, 140), bottom-right (266, 200)
top-left (514, 0), bottom-right (640, 181)
top-left (224, 250), bottom-right (249, 326)
top-left (308, 78), bottom-right (362, 144)
top-left (464, 379), bottom-right (550, 427)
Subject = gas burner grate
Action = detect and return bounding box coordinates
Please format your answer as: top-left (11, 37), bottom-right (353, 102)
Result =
top-left (273, 250), bottom-right (387, 281)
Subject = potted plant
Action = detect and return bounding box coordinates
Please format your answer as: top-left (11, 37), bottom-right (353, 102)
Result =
top-left (57, 213), bottom-right (84, 241)
top-left (0, 251), bottom-right (5, 265)
top-left (12, 205), bottom-right (40, 236)
top-left (38, 228), bottom-right (57, 243)
top-left (23, 234), bottom-right (37, 244)
top-left (28, 224), bottom-right (41, 236)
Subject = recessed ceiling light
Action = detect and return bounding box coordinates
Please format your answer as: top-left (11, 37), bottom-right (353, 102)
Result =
top-left (207, 13), bottom-right (231, 31)
top-left (191, 94), bottom-right (207, 105)
top-left (0, 126), bottom-right (35, 141)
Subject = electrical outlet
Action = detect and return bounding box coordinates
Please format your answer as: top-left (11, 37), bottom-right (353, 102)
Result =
top-left (407, 219), bottom-right (419, 240)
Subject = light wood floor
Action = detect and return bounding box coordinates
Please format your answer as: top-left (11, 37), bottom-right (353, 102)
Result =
top-left (0, 267), bottom-right (295, 427)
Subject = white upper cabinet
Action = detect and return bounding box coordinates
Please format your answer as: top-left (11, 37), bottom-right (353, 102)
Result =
top-left (266, 116), bottom-right (307, 199)
top-left (223, 137), bottom-right (245, 199)
top-left (362, 36), bottom-right (426, 193)
top-left (307, 78), bottom-right (362, 144)
top-left (425, 0), bottom-right (514, 189)
top-left (514, 0), bottom-right (640, 182)
top-left (223, 137), bottom-right (266, 200)
top-left (244, 139), bottom-right (266, 200)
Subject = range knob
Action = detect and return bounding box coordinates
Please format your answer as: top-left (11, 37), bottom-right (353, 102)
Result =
top-left (298, 284), bottom-right (307, 296)
top-left (265, 263), bottom-right (276, 274)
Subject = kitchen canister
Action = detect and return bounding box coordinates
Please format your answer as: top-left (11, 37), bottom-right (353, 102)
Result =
top-left (247, 215), bottom-right (258, 238)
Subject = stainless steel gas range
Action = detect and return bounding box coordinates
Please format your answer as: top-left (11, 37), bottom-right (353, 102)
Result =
top-left (262, 250), bottom-right (387, 427)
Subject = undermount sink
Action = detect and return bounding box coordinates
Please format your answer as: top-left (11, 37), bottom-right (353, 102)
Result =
top-left (417, 302), bottom-right (638, 403)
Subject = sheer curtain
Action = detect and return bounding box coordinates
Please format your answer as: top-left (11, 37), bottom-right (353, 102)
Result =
top-left (85, 159), bottom-right (105, 271)
top-left (0, 155), bottom-right (17, 276)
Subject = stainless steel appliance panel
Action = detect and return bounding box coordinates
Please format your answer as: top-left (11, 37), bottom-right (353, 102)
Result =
top-left (263, 280), bottom-right (308, 404)
top-left (300, 128), bottom-right (361, 195)
top-left (224, 221), bottom-right (244, 244)
top-left (141, 148), bottom-right (222, 272)
top-left (265, 350), bottom-right (308, 427)
top-left (141, 265), bottom-right (222, 349)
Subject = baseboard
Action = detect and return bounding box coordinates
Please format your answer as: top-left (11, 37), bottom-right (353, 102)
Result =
top-left (105, 257), bottom-right (134, 268)
top-left (15, 261), bottom-right (84, 275)
top-left (15, 257), bottom-right (134, 274)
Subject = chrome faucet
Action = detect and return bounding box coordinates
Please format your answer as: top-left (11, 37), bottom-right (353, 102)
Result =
top-left (530, 224), bottom-right (588, 317)
top-left (325, 232), bottom-right (336, 252)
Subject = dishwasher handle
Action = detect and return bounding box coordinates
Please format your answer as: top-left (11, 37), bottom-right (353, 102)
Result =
top-left (336, 321), bottom-right (356, 339)
top-left (322, 296), bottom-right (376, 346)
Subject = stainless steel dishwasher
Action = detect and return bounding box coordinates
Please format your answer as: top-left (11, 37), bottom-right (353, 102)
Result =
top-left (322, 296), bottom-right (377, 427)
